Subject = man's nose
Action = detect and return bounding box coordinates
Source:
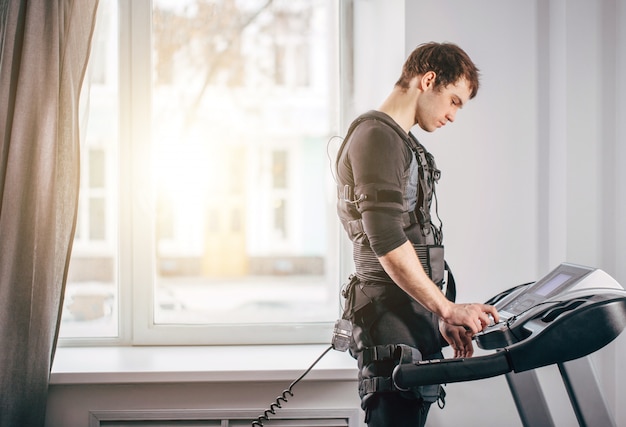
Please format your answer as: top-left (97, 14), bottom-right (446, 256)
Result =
top-left (446, 110), bottom-right (456, 123)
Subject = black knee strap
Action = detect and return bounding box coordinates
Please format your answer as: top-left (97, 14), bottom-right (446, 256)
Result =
top-left (357, 344), bottom-right (446, 407)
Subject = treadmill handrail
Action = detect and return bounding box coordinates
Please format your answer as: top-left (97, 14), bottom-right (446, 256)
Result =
top-left (392, 350), bottom-right (512, 389)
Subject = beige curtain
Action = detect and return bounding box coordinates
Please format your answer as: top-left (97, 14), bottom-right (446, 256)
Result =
top-left (0, 1), bottom-right (98, 425)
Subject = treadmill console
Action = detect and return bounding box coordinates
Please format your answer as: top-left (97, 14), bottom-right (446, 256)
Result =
top-left (475, 263), bottom-right (624, 350)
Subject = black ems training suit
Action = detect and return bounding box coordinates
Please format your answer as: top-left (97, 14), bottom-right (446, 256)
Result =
top-left (336, 111), bottom-right (454, 427)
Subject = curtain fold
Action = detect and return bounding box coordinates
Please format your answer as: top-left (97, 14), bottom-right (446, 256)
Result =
top-left (0, 0), bottom-right (98, 426)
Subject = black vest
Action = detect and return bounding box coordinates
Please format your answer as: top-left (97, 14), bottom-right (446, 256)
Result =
top-left (336, 111), bottom-right (444, 284)
top-left (336, 112), bottom-right (442, 246)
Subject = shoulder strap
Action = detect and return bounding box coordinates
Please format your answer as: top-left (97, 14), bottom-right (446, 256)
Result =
top-left (335, 112), bottom-right (417, 172)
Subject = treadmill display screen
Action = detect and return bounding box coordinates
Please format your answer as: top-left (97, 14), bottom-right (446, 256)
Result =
top-left (533, 272), bottom-right (572, 297)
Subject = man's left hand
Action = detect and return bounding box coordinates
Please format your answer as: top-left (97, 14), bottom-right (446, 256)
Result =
top-left (439, 320), bottom-right (474, 358)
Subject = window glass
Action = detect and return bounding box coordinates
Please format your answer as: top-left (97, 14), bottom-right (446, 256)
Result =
top-left (151, 0), bottom-right (338, 327)
top-left (59, 0), bottom-right (119, 339)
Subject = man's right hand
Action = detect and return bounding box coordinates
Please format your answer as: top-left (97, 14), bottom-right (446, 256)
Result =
top-left (442, 302), bottom-right (499, 335)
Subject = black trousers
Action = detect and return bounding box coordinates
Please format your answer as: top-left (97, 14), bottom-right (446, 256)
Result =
top-left (365, 392), bottom-right (431, 427)
top-left (350, 284), bottom-right (443, 427)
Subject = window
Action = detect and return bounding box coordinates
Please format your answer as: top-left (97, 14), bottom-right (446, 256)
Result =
top-left (60, 0), bottom-right (345, 345)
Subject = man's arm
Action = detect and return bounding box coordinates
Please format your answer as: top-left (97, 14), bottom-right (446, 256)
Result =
top-left (378, 240), bottom-right (499, 334)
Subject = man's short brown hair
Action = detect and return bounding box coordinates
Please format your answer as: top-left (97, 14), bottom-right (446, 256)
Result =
top-left (396, 42), bottom-right (480, 99)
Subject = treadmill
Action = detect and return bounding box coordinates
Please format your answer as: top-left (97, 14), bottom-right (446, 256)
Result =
top-left (393, 263), bottom-right (626, 427)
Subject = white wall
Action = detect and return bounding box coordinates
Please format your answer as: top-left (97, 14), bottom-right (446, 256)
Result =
top-left (47, 380), bottom-right (361, 426)
top-left (609, 1), bottom-right (626, 423)
top-left (46, 345), bottom-right (364, 427)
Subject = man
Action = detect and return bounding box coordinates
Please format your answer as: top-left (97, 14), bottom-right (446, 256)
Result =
top-left (336, 42), bottom-right (499, 426)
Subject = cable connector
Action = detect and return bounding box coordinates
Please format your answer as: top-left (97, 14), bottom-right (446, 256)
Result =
top-left (331, 318), bottom-right (352, 352)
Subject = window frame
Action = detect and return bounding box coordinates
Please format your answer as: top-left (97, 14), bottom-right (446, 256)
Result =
top-left (60, 0), bottom-right (354, 347)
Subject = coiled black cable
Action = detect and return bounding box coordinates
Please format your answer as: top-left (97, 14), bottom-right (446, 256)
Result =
top-left (251, 345), bottom-right (333, 426)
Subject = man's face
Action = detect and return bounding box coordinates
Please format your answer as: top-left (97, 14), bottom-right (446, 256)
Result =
top-left (414, 76), bottom-right (472, 133)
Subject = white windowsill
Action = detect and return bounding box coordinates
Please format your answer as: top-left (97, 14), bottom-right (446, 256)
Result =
top-left (50, 345), bottom-right (358, 385)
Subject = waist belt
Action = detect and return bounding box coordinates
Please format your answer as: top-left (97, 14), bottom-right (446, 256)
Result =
top-left (359, 343), bottom-right (418, 366)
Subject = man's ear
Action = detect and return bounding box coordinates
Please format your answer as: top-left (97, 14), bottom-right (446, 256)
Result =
top-left (420, 71), bottom-right (437, 90)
